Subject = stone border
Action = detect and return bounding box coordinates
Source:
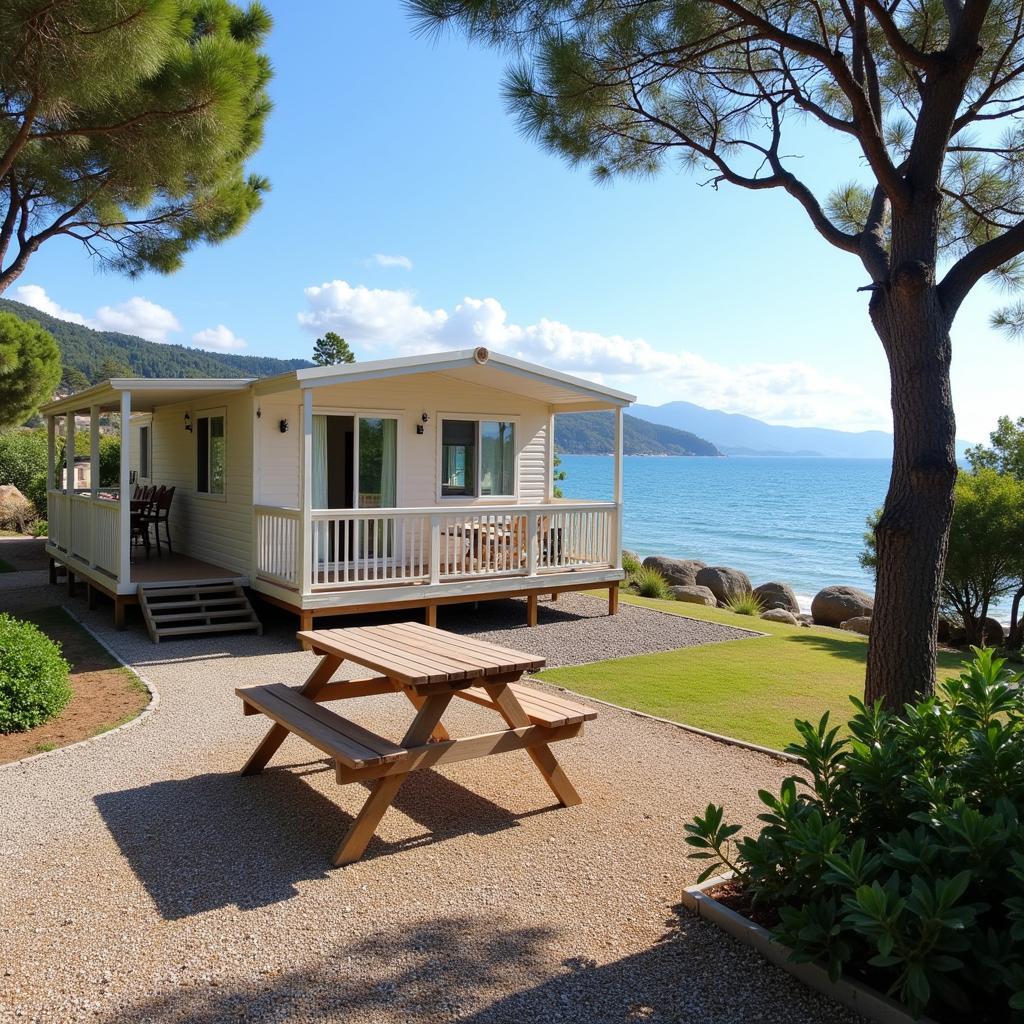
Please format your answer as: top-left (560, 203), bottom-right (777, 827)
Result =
top-left (681, 875), bottom-right (938, 1024)
top-left (0, 607), bottom-right (160, 771)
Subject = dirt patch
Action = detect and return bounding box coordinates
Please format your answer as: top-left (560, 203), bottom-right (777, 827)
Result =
top-left (0, 535), bottom-right (49, 572)
top-left (0, 607), bottom-right (150, 765)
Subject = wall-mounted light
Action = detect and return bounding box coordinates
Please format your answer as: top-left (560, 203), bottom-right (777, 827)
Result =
top-left (256, 406), bottom-right (262, 419)
top-left (279, 419), bottom-right (289, 433)
top-left (417, 410), bottom-right (429, 435)
top-left (183, 413), bottom-right (193, 433)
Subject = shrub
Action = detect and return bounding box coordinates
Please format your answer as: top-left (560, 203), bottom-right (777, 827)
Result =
top-left (621, 551), bottom-right (642, 576)
top-left (684, 649), bottom-right (1024, 1021)
top-left (632, 565), bottom-right (670, 600)
top-left (31, 519), bottom-right (47, 538)
top-left (725, 591), bottom-right (763, 616)
top-left (0, 614), bottom-right (72, 732)
top-left (0, 486), bottom-right (35, 532)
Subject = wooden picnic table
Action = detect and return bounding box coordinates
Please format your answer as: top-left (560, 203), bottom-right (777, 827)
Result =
top-left (236, 621), bottom-right (596, 866)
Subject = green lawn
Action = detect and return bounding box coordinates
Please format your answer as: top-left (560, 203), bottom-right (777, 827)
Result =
top-left (536, 593), bottom-right (970, 752)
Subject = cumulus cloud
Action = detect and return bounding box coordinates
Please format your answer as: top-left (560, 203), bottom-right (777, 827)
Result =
top-left (192, 324), bottom-right (247, 352)
top-left (15, 285), bottom-right (181, 344)
top-left (298, 279), bottom-right (889, 431)
top-left (371, 253), bottom-right (414, 270)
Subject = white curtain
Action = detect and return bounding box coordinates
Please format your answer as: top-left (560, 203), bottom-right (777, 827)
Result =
top-left (312, 414), bottom-right (328, 510)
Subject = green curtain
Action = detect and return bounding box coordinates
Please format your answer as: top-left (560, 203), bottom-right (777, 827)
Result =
top-left (312, 414), bottom-right (328, 509)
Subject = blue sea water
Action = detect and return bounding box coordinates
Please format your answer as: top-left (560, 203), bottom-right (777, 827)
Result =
top-left (560, 455), bottom-right (890, 609)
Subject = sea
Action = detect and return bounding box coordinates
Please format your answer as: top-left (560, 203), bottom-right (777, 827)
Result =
top-left (560, 454), bottom-right (1010, 620)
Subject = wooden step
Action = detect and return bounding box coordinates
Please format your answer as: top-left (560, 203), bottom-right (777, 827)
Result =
top-left (138, 582), bottom-right (263, 643)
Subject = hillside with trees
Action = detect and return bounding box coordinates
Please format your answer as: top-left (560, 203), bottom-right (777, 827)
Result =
top-left (0, 300), bottom-right (310, 383)
top-left (555, 411), bottom-right (720, 457)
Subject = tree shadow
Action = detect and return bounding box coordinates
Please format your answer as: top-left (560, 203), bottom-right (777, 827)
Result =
top-left (109, 904), bottom-right (852, 1023)
top-left (780, 631), bottom-right (869, 663)
top-left (93, 762), bottom-right (549, 921)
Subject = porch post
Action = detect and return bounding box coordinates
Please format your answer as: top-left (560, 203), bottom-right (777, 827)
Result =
top-left (89, 405), bottom-right (101, 498)
top-left (65, 409), bottom-right (76, 494)
top-left (118, 390), bottom-right (131, 587)
top-left (545, 410), bottom-right (555, 501)
top-left (300, 388), bottom-right (313, 597)
top-left (613, 405), bottom-right (624, 569)
top-left (46, 416), bottom-right (55, 490)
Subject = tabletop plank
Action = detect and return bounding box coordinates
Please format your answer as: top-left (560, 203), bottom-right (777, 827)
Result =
top-left (397, 621), bottom-right (546, 672)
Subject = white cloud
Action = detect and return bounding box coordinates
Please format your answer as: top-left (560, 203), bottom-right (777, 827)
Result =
top-left (298, 279), bottom-right (890, 431)
top-left (371, 253), bottom-right (414, 271)
top-left (15, 285), bottom-right (182, 344)
top-left (192, 324), bottom-right (247, 352)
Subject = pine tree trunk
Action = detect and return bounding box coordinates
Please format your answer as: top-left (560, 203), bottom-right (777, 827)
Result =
top-left (865, 266), bottom-right (958, 709)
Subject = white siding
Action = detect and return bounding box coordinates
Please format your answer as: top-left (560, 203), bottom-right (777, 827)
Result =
top-left (254, 374), bottom-right (551, 509)
top-left (148, 391), bottom-right (254, 573)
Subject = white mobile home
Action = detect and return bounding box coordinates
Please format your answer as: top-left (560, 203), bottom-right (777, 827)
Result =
top-left (41, 348), bottom-right (631, 637)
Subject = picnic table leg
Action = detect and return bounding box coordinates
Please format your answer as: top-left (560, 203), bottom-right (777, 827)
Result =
top-left (241, 653), bottom-right (342, 776)
top-left (333, 692), bottom-right (454, 866)
top-left (484, 682), bottom-right (582, 808)
top-left (404, 688), bottom-right (450, 742)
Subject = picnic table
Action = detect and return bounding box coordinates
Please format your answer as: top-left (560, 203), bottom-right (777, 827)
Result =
top-left (237, 621), bottom-right (596, 866)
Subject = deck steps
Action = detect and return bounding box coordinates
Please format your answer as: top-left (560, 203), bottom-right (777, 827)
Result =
top-left (138, 582), bottom-right (262, 643)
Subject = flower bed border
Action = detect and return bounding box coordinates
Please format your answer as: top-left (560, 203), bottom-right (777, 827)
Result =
top-left (681, 874), bottom-right (938, 1024)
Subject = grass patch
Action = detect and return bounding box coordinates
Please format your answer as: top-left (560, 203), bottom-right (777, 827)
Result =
top-left (536, 592), bottom-right (970, 751)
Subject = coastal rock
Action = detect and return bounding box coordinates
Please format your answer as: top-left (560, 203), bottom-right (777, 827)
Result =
top-left (811, 585), bottom-right (874, 627)
top-left (982, 618), bottom-right (1005, 645)
top-left (668, 585), bottom-right (717, 607)
top-left (761, 608), bottom-right (798, 625)
top-left (840, 616), bottom-right (872, 636)
top-left (753, 581), bottom-right (800, 614)
top-left (622, 549), bottom-right (641, 566)
top-left (642, 556), bottom-right (706, 587)
top-left (696, 566), bottom-right (753, 603)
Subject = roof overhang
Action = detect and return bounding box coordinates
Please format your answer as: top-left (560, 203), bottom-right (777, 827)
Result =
top-left (257, 348), bottom-right (635, 410)
top-left (40, 378), bottom-right (255, 416)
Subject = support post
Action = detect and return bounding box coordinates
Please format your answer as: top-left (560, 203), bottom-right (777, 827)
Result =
top-left (545, 410), bottom-right (555, 501)
top-left (65, 411), bottom-right (76, 558)
top-left (300, 389), bottom-right (313, 598)
top-left (89, 405), bottom-right (100, 498)
top-left (526, 592), bottom-right (538, 627)
top-left (608, 584), bottom-right (619, 616)
top-left (424, 603), bottom-right (437, 628)
top-left (613, 406), bottom-right (624, 569)
top-left (118, 390), bottom-right (131, 589)
top-left (45, 416), bottom-right (55, 491)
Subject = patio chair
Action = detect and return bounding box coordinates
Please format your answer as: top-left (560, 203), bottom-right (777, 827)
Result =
top-left (141, 486), bottom-right (175, 556)
top-left (130, 487), bottom-right (156, 555)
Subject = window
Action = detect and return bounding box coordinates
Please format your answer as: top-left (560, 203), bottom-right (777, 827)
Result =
top-left (196, 412), bottom-right (225, 495)
top-left (440, 419), bottom-right (515, 498)
top-left (139, 425), bottom-right (150, 480)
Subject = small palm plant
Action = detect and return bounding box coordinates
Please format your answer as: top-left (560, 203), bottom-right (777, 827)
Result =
top-left (632, 565), bottom-right (671, 600)
top-left (725, 591), bottom-right (764, 616)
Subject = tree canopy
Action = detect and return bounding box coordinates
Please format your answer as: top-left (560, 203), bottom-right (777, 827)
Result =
top-left (967, 415), bottom-right (1024, 479)
top-left (0, 311), bottom-right (59, 428)
top-left (312, 331), bottom-right (356, 366)
top-left (0, 0), bottom-right (274, 293)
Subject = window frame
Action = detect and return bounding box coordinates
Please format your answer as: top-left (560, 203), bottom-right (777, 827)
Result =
top-left (136, 417), bottom-right (153, 483)
top-left (436, 413), bottom-right (519, 503)
top-left (195, 406), bottom-right (227, 501)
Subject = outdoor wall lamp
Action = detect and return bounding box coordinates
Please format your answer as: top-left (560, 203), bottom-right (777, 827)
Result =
top-left (417, 411), bottom-right (430, 435)
top-left (183, 413), bottom-right (193, 433)
top-left (279, 419), bottom-right (289, 433)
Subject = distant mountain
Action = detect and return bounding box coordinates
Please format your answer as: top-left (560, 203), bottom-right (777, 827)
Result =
top-left (555, 411), bottom-right (721, 457)
top-left (0, 298), bottom-right (311, 382)
top-left (632, 400), bottom-right (973, 460)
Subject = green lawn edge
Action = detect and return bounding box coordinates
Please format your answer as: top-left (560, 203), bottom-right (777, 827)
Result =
top-left (535, 591), bottom-right (970, 752)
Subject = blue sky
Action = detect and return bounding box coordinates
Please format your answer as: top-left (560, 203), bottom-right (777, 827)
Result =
top-left (14, 1), bottom-right (1019, 441)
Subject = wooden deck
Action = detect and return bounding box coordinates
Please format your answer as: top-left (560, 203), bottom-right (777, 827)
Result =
top-left (129, 551), bottom-right (246, 585)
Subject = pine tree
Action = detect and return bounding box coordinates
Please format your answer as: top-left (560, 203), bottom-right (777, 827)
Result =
top-left (312, 332), bottom-right (356, 366)
top-left (0, 1), bottom-right (274, 293)
top-left (0, 311), bottom-right (60, 427)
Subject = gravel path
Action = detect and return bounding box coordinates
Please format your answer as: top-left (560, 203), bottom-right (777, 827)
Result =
top-left (0, 572), bottom-right (862, 1024)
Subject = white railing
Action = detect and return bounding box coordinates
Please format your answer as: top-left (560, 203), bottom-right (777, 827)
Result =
top-left (46, 490), bottom-right (121, 577)
top-left (252, 501), bottom-right (618, 593)
top-left (254, 506), bottom-right (302, 586)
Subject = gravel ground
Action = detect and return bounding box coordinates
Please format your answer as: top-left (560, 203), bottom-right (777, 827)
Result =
top-left (0, 572), bottom-right (863, 1024)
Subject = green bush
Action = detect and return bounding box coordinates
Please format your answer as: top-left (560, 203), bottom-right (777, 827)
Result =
top-left (725, 591), bottom-right (763, 616)
top-left (632, 565), bottom-right (671, 600)
top-left (0, 614), bottom-right (72, 733)
top-left (31, 519), bottom-right (47, 538)
top-left (621, 551), bottom-right (642, 576)
top-left (685, 649), bottom-right (1024, 1021)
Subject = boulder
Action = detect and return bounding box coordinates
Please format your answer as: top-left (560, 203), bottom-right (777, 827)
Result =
top-left (642, 555), bottom-right (706, 587)
top-left (753, 581), bottom-right (800, 614)
top-left (761, 608), bottom-right (798, 625)
top-left (622, 549), bottom-right (641, 566)
top-left (840, 616), bottom-right (872, 636)
top-left (695, 565), bottom-right (753, 603)
top-left (0, 484), bottom-right (33, 533)
top-left (981, 618), bottom-right (1005, 645)
top-left (668, 584), bottom-right (717, 607)
top-left (811, 585), bottom-right (874, 627)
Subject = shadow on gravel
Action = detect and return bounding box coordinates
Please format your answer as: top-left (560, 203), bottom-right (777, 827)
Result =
top-left (94, 763), bottom-right (544, 920)
top-left (105, 906), bottom-right (847, 1024)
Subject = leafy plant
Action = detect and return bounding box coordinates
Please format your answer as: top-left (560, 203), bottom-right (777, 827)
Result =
top-left (632, 565), bottom-right (670, 600)
top-left (30, 519), bottom-right (47, 538)
top-left (0, 614), bottom-right (71, 732)
top-left (685, 649), bottom-right (1024, 1021)
top-left (726, 591), bottom-right (764, 616)
top-left (621, 551), bottom-right (642, 576)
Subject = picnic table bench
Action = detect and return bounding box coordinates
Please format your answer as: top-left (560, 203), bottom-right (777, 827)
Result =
top-left (237, 621), bottom-right (596, 866)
